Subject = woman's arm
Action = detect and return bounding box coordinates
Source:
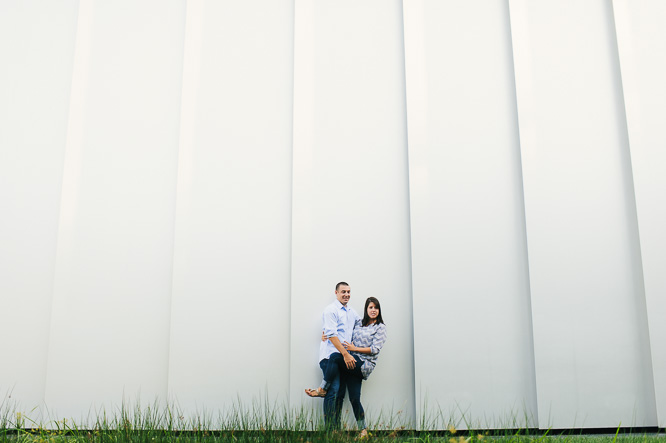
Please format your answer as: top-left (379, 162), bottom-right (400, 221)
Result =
top-left (369, 324), bottom-right (387, 355)
top-left (344, 324), bottom-right (387, 355)
top-left (343, 342), bottom-right (372, 354)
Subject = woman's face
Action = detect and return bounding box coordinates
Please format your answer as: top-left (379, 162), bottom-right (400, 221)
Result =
top-left (366, 302), bottom-right (379, 321)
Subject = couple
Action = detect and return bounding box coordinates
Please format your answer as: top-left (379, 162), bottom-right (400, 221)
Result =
top-left (305, 282), bottom-right (387, 436)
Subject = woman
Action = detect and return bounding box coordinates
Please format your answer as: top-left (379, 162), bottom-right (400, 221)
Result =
top-left (305, 297), bottom-right (387, 437)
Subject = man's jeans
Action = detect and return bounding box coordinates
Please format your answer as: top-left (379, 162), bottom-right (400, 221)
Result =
top-left (319, 357), bottom-right (346, 429)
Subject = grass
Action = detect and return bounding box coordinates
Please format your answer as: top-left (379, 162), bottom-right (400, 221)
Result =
top-left (0, 399), bottom-right (663, 443)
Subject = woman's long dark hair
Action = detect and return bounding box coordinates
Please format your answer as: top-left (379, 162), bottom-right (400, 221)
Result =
top-left (362, 297), bottom-right (384, 327)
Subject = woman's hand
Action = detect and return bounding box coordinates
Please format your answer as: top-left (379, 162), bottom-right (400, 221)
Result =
top-left (343, 341), bottom-right (357, 352)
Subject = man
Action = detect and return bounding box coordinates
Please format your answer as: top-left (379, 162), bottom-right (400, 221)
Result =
top-left (306, 281), bottom-right (360, 429)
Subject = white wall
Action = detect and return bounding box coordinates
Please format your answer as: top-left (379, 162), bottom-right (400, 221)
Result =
top-left (404, 0), bottom-right (537, 430)
top-left (289, 0), bottom-right (415, 429)
top-left (0, 0), bottom-right (79, 420)
top-left (612, 0), bottom-right (666, 428)
top-left (44, 0), bottom-right (186, 423)
top-left (508, 0), bottom-right (656, 428)
top-left (1, 0), bottom-right (665, 430)
top-left (167, 0), bottom-right (294, 417)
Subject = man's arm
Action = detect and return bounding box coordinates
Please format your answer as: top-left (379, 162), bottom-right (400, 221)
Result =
top-left (322, 307), bottom-right (356, 369)
top-left (328, 336), bottom-right (356, 369)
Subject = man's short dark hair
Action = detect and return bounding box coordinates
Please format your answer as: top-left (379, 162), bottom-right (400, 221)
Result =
top-left (335, 281), bottom-right (349, 291)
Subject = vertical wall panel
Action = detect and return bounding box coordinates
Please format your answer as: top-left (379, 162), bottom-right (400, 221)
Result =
top-left (0, 0), bottom-right (78, 418)
top-left (166, 0), bottom-right (294, 416)
top-left (43, 0), bottom-right (185, 422)
top-left (612, 0), bottom-right (666, 427)
top-left (508, 0), bottom-right (656, 428)
top-left (2, 0), bottom-right (665, 431)
top-left (403, 0), bottom-right (537, 430)
top-left (289, 0), bottom-right (415, 428)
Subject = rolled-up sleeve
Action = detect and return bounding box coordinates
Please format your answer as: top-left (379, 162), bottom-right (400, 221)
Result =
top-left (370, 324), bottom-right (387, 355)
top-left (323, 307), bottom-right (338, 338)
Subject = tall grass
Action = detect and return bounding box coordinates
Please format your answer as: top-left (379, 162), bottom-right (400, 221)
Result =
top-left (0, 398), bottom-right (662, 443)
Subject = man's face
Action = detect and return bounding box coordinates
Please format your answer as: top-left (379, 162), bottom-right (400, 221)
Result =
top-left (336, 285), bottom-right (351, 306)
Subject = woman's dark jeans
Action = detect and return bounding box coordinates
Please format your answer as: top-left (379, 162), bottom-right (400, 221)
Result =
top-left (319, 356), bottom-right (345, 429)
top-left (325, 353), bottom-right (365, 426)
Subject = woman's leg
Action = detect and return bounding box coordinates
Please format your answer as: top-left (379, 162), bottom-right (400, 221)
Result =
top-left (321, 352), bottom-right (343, 389)
top-left (305, 353), bottom-right (343, 398)
top-left (319, 358), bottom-right (341, 428)
top-left (343, 356), bottom-right (365, 430)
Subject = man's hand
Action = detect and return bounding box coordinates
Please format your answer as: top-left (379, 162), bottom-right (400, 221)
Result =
top-left (343, 352), bottom-right (356, 369)
top-left (321, 331), bottom-right (327, 342)
top-left (328, 336), bottom-right (354, 369)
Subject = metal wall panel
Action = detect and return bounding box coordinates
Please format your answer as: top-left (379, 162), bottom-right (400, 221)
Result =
top-left (508, 0), bottom-right (656, 429)
top-left (403, 0), bottom-right (537, 430)
top-left (289, 0), bottom-right (416, 429)
top-left (612, 0), bottom-right (666, 427)
top-left (2, 0), bottom-right (666, 430)
top-left (166, 0), bottom-right (294, 416)
top-left (0, 0), bottom-right (79, 419)
top-left (43, 0), bottom-right (185, 422)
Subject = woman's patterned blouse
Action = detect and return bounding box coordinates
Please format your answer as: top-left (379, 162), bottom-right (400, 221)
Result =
top-left (350, 318), bottom-right (387, 380)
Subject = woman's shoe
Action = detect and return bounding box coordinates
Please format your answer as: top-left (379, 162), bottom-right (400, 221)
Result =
top-left (357, 428), bottom-right (368, 439)
top-left (304, 387), bottom-right (327, 398)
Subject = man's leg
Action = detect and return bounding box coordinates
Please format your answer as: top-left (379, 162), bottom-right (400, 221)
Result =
top-left (320, 358), bottom-right (341, 429)
top-left (334, 372), bottom-right (346, 428)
